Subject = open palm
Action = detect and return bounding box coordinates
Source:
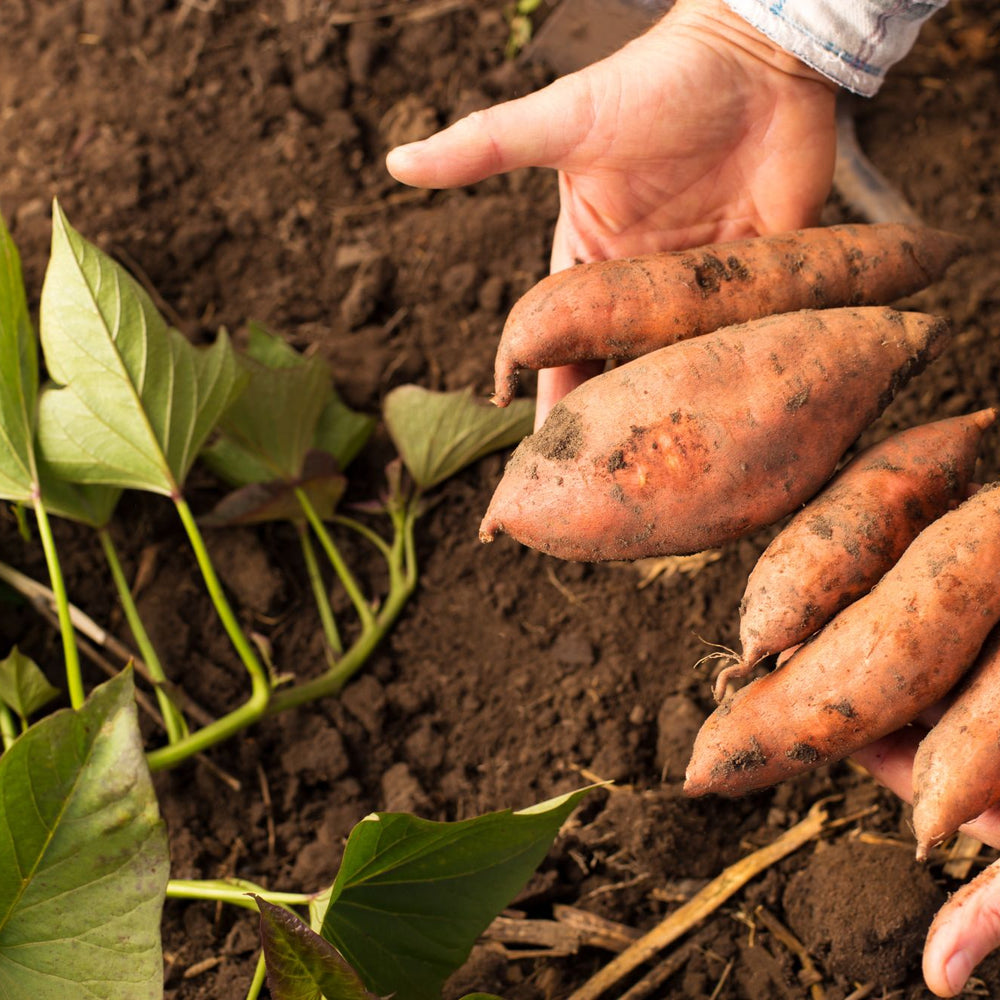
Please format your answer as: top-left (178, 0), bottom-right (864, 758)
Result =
top-left (387, 0), bottom-right (837, 415)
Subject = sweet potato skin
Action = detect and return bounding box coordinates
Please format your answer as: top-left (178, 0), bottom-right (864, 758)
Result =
top-left (912, 627), bottom-right (1000, 859)
top-left (730, 409), bottom-right (996, 689)
top-left (684, 482), bottom-right (1000, 799)
top-left (494, 223), bottom-right (969, 405)
top-left (481, 307), bottom-right (949, 562)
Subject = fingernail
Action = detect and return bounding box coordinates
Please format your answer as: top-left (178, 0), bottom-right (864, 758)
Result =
top-left (390, 140), bottom-right (424, 157)
top-left (945, 949), bottom-right (973, 994)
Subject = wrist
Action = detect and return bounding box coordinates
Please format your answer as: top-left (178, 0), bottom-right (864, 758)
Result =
top-left (655, 0), bottom-right (840, 93)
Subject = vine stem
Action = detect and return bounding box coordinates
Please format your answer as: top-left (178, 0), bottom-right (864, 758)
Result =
top-left (331, 513), bottom-right (393, 562)
top-left (31, 494), bottom-right (83, 708)
top-left (98, 527), bottom-right (188, 743)
top-left (297, 522), bottom-right (342, 657)
top-left (166, 878), bottom-right (312, 911)
top-left (266, 500), bottom-right (418, 714)
top-left (295, 488), bottom-right (375, 632)
top-left (143, 497), bottom-right (272, 770)
top-left (245, 952), bottom-right (267, 1000)
top-left (173, 495), bottom-right (270, 702)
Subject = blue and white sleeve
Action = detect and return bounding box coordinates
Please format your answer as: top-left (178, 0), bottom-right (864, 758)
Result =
top-left (723, 0), bottom-right (949, 96)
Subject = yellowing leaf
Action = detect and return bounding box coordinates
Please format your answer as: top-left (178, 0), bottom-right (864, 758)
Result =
top-left (384, 385), bottom-right (534, 491)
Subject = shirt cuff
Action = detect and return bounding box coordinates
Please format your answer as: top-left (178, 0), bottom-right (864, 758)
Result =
top-left (722, 0), bottom-right (948, 96)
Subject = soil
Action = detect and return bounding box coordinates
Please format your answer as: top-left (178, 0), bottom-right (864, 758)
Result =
top-left (1, 2), bottom-right (999, 999)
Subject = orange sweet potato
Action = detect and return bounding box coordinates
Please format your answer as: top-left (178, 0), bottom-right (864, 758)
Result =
top-left (715, 409), bottom-right (996, 700)
top-left (480, 307), bottom-right (949, 562)
top-left (684, 482), bottom-right (1000, 799)
top-left (911, 627), bottom-right (1000, 859)
top-left (493, 223), bottom-right (969, 406)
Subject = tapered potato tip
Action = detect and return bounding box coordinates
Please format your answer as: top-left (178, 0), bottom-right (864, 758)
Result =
top-left (490, 366), bottom-right (518, 408)
top-left (682, 758), bottom-right (712, 798)
top-left (973, 406), bottom-right (998, 431)
top-left (913, 226), bottom-right (974, 275)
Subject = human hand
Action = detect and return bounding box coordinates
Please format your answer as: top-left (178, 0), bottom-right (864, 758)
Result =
top-left (386, 0), bottom-right (837, 425)
top-left (855, 719), bottom-right (1000, 997)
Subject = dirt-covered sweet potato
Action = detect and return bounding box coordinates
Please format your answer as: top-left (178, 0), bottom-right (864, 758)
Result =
top-left (714, 409), bottom-right (996, 700)
top-left (480, 307), bottom-right (949, 562)
top-left (684, 482), bottom-right (1000, 799)
top-left (911, 627), bottom-right (1000, 859)
top-left (493, 223), bottom-right (969, 405)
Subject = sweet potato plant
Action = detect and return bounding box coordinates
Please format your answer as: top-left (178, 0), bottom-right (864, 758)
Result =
top-left (0, 203), bottom-right (584, 998)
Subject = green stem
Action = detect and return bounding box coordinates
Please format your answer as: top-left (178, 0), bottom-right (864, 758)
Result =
top-left (297, 522), bottom-right (342, 657)
top-left (173, 496), bottom-right (270, 702)
top-left (245, 952), bottom-right (267, 1000)
top-left (166, 878), bottom-right (312, 912)
top-left (98, 527), bottom-right (188, 743)
top-left (266, 502), bottom-right (419, 714)
top-left (0, 702), bottom-right (17, 751)
top-left (295, 488), bottom-right (375, 632)
top-left (144, 497), bottom-right (271, 770)
top-left (32, 496), bottom-right (83, 708)
top-left (146, 696), bottom-right (266, 771)
top-left (331, 513), bottom-right (393, 562)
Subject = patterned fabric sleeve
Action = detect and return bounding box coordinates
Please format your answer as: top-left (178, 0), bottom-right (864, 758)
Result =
top-left (723, 0), bottom-right (949, 96)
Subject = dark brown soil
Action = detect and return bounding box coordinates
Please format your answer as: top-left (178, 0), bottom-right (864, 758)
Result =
top-left (1, 2), bottom-right (999, 999)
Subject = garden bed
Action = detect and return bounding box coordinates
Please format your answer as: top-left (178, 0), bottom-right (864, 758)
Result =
top-left (1, 1), bottom-right (998, 997)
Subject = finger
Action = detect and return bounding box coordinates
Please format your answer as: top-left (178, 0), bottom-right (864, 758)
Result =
top-left (851, 726), bottom-right (924, 803)
top-left (924, 859), bottom-right (1000, 996)
top-left (386, 73), bottom-right (589, 190)
top-left (535, 362), bottom-right (603, 430)
top-left (851, 729), bottom-right (1000, 848)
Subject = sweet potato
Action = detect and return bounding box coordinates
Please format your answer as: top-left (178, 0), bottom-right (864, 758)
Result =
top-left (716, 409), bottom-right (996, 700)
top-left (480, 307), bottom-right (949, 562)
top-left (684, 482), bottom-right (1000, 799)
top-left (493, 223), bottom-right (969, 405)
top-left (911, 627), bottom-right (1000, 859)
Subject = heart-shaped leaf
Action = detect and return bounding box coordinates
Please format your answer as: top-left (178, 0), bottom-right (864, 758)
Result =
top-left (0, 669), bottom-right (170, 998)
top-left (201, 323), bottom-right (373, 489)
top-left (0, 210), bottom-right (39, 502)
top-left (35, 201), bottom-right (246, 496)
top-left (255, 896), bottom-right (374, 1000)
top-left (217, 339), bottom-right (332, 483)
top-left (383, 385), bottom-right (534, 491)
top-left (0, 646), bottom-right (59, 722)
top-left (320, 787), bottom-right (593, 1000)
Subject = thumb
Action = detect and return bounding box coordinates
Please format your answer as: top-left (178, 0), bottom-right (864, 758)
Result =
top-left (924, 860), bottom-right (1000, 997)
top-left (386, 72), bottom-right (589, 189)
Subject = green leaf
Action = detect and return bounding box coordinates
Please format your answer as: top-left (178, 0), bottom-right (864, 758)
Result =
top-left (383, 385), bottom-right (534, 491)
top-left (255, 897), bottom-right (374, 1000)
top-left (37, 459), bottom-right (121, 529)
top-left (219, 342), bottom-right (331, 483)
top-left (35, 201), bottom-right (246, 496)
top-left (198, 434), bottom-right (276, 489)
top-left (312, 394), bottom-right (374, 472)
top-left (0, 669), bottom-right (169, 998)
top-left (202, 323), bottom-right (373, 488)
top-left (320, 787), bottom-right (594, 1000)
top-left (0, 647), bottom-right (59, 722)
top-left (0, 210), bottom-right (39, 503)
